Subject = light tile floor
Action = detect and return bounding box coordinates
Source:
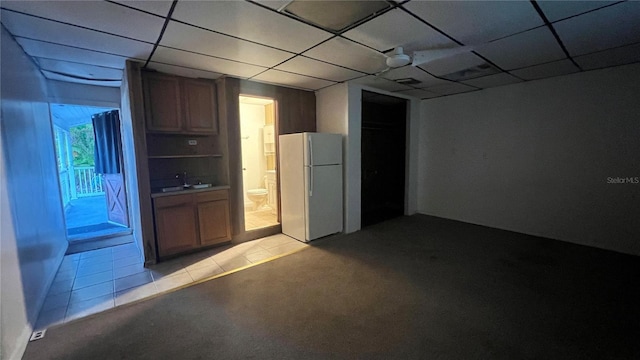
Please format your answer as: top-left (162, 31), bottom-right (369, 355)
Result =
top-left (245, 208), bottom-right (278, 230)
top-left (36, 234), bottom-right (306, 330)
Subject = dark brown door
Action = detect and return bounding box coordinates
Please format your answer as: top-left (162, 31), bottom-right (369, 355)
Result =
top-left (361, 91), bottom-right (407, 227)
top-left (104, 173), bottom-right (129, 227)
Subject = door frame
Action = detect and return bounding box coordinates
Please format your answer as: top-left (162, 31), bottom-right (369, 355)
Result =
top-left (237, 93), bottom-right (281, 240)
top-left (360, 91), bottom-right (408, 227)
top-left (48, 103), bottom-right (133, 243)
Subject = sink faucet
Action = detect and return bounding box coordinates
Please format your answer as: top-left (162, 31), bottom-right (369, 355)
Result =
top-left (176, 172), bottom-right (189, 187)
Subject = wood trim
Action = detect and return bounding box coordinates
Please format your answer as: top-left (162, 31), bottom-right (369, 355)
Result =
top-left (219, 77), bottom-right (244, 239)
top-left (124, 60), bottom-right (158, 265)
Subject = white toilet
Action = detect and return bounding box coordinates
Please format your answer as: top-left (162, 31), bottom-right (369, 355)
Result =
top-left (246, 188), bottom-right (268, 211)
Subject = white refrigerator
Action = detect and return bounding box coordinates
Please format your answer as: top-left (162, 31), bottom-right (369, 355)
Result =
top-left (279, 132), bottom-right (343, 242)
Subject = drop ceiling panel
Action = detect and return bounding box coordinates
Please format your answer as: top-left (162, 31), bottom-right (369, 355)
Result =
top-left (42, 70), bottom-right (121, 87)
top-left (475, 27), bottom-right (566, 70)
top-left (253, 1), bottom-right (290, 11)
top-left (0, 10), bottom-right (154, 59)
top-left (419, 52), bottom-right (488, 77)
top-left (422, 82), bottom-right (477, 95)
top-left (15, 38), bottom-right (133, 69)
top-left (537, 1), bottom-right (617, 22)
top-left (394, 89), bottom-right (440, 99)
top-left (0, 2), bottom-right (165, 43)
top-left (152, 47), bottom-right (267, 78)
top-left (574, 43), bottom-right (640, 71)
top-left (111, 0), bottom-right (174, 17)
top-left (343, 8), bottom-right (454, 52)
top-left (510, 59), bottom-right (580, 80)
top-left (304, 37), bottom-right (386, 74)
top-left (274, 56), bottom-right (364, 82)
top-left (461, 73), bottom-right (523, 89)
top-left (161, 21), bottom-right (293, 68)
top-left (171, 1), bottom-right (332, 53)
top-left (403, 1), bottom-right (543, 45)
top-left (382, 66), bottom-right (449, 87)
top-left (352, 76), bottom-right (414, 92)
top-left (252, 70), bottom-right (336, 90)
top-left (36, 58), bottom-right (123, 80)
top-left (554, 1), bottom-right (640, 56)
top-left (145, 63), bottom-right (222, 80)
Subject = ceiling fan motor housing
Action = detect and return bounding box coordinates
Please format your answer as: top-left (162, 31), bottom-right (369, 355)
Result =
top-left (386, 47), bottom-right (411, 68)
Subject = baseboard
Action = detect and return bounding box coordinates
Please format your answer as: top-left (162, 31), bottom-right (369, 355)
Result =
top-left (414, 211), bottom-right (639, 257)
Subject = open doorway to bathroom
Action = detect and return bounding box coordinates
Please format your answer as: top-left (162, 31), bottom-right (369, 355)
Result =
top-left (50, 103), bottom-right (133, 253)
top-left (239, 95), bottom-right (279, 231)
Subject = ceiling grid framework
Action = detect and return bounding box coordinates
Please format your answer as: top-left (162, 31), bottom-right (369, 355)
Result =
top-left (0, 0), bottom-right (637, 99)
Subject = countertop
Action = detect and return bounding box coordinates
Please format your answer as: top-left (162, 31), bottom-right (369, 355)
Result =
top-left (150, 185), bottom-right (230, 199)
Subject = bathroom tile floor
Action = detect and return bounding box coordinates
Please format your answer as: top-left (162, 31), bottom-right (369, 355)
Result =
top-left (36, 234), bottom-right (307, 330)
top-left (245, 208), bottom-right (278, 230)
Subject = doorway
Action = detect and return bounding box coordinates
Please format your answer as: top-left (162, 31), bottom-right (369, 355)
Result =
top-left (361, 91), bottom-right (407, 227)
top-left (50, 104), bottom-right (132, 252)
top-left (239, 96), bottom-right (279, 231)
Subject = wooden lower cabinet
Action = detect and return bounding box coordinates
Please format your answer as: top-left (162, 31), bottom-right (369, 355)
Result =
top-left (154, 189), bottom-right (231, 258)
top-left (197, 191), bottom-right (231, 246)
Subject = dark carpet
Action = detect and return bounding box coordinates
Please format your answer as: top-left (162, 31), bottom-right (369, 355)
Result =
top-left (24, 215), bottom-right (640, 359)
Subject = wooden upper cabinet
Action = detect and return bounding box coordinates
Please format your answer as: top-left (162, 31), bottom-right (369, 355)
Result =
top-left (183, 79), bottom-right (218, 134)
top-left (143, 72), bottom-right (217, 134)
top-left (143, 73), bottom-right (183, 132)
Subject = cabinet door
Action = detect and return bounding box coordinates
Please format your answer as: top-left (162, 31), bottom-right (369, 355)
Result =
top-left (143, 73), bottom-right (183, 132)
top-left (183, 79), bottom-right (218, 134)
top-left (154, 195), bottom-right (198, 257)
top-left (197, 192), bottom-right (231, 246)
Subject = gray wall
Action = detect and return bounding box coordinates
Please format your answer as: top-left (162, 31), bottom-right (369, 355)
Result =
top-left (1, 28), bottom-right (67, 360)
top-left (419, 63), bottom-right (640, 255)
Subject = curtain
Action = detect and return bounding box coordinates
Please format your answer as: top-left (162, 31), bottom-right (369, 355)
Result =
top-left (92, 110), bottom-right (121, 174)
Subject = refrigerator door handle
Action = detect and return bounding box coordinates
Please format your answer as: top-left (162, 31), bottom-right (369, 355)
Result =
top-left (308, 136), bottom-right (313, 167)
top-left (309, 167), bottom-right (313, 197)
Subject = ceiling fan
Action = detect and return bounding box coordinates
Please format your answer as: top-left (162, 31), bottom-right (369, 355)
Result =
top-left (377, 46), bottom-right (474, 75)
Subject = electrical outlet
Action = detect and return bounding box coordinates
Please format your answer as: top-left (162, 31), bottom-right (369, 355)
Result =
top-left (188, 139), bottom-right (197, 146)
top-left (30, 330), bottom-right (46, 341)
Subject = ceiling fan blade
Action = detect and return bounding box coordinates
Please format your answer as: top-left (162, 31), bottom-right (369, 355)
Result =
top-left (411, 46), bottom-right (474, 67)
top-left (375, 67), bottom-right (391, 77)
